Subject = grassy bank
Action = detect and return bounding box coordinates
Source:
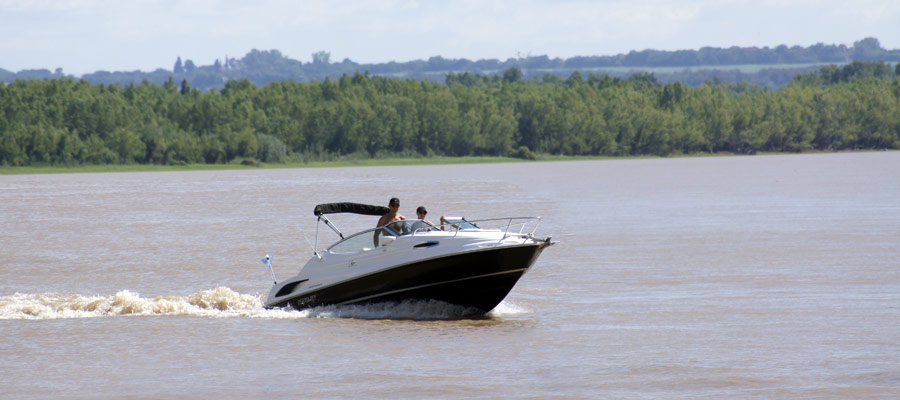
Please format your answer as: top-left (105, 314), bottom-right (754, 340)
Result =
top-left (0, 156), bottom-right (534, 175)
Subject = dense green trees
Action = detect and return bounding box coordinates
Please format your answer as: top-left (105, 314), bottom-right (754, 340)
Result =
top-left (1, 62), bottom-right (898, 166)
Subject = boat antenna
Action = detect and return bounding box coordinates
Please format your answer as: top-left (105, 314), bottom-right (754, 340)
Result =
top-left (261, 254), bottom-right (277, 284)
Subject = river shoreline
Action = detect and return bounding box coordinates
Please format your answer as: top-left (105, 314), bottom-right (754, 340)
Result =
top-left (1, 150), bottom-right (891, 175)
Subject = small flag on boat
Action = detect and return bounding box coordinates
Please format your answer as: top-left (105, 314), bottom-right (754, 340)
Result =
top-left (262, 255), bottom-right (276, 284)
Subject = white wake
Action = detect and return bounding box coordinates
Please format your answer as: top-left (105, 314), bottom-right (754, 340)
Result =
top-left (0, 288), bottom-right (521, 320)
top-left (0, 287), bottom-right (276, 320)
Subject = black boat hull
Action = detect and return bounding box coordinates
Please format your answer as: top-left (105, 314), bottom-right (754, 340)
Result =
top-left (274, 243), bottom-right (547, 314)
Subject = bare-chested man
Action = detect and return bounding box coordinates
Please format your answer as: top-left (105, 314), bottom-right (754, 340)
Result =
top-left (374, 197), bottom-right (406, 246)
top-left (377, 197), bottom-right (405, 228)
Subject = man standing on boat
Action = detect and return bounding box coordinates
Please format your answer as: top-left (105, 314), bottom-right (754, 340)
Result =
top-left (377, 197), bottom-right (405, 228)
top-left (375, 197), bottom-right (406, 246)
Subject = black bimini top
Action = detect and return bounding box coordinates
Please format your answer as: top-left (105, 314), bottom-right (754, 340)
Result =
top-left (314, 202), bottom-right (390, 216)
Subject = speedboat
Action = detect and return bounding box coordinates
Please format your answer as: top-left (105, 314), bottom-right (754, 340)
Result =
top-left (264, 202), bottom-right (555, 314)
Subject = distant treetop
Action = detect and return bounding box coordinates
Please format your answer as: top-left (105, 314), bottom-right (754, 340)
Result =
top-left (2, 37), bottom-right (898, 90)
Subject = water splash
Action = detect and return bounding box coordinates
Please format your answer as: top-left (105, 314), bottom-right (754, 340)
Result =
top-left (296, 299), bottom-right (486, 320)
top-left (489, 300), bottom-right (530, 316)
top-left (0, 288), bottom-right (521, 321)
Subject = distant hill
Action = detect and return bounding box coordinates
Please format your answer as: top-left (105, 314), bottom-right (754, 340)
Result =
top-left (2, 38), bottom-right (898, 90)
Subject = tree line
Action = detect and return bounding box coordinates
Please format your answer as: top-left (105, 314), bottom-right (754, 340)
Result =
top-left (1, 61), bottom-right (899, 167)
top-left (3, 38), bottom-right (898, 92)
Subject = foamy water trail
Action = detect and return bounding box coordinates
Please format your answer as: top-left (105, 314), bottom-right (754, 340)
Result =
top-left (0, 288), bottom-right (523, 320)
top-left (0, 287), bottom-right (285, 320)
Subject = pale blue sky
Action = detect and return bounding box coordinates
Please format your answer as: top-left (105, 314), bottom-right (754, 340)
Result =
top-left (1, 0), bottom-right (898, 75)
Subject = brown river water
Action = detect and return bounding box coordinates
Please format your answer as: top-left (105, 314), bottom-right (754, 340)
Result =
top-left (2, 152), bottom-right (899, 399)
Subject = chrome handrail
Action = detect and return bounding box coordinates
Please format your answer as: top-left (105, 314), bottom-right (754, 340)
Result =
top-left (324, 216), bottom-right (543, 254)
top-left (437, 216), bottom-right (542, 237)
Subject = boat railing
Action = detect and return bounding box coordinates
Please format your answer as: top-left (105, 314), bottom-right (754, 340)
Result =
top-left (327, 216), bottom-right (543, 254)
top-left (430, 216), bottom-right (543, 238)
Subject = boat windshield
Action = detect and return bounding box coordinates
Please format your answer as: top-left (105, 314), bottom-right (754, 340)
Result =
top-left (327, 227), bottom-right (384, 254)
top-left (408, 219), bottom-right (440, 234)
top-left (383, 220), bottom-right (440, 235)
top-left (327, 220), bottom-right (439, 254)
top-left (440, 217), bottom-right (479, 231)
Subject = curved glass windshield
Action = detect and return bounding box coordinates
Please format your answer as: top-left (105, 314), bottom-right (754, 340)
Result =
top-left (327, 228), bottom-right (383, 254)
top-left (327, 223), bottom-right (407, 254)
top-left (409, 220), bottom-right (439, 233)
top-left (326, 220), bottom-right (439, 254)
top-left (384, 220), bottom-right (411, 236)
top-left (440, 217), bottom-right (479, 231)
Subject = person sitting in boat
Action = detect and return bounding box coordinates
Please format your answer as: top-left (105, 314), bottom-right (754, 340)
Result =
top-left (410, 206), bottom-right (437, 233)
top-left (375, 197), bottom-right (406, 246)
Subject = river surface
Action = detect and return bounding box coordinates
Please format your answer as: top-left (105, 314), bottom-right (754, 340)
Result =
top-left (2, 152), bottom-right (899, 399)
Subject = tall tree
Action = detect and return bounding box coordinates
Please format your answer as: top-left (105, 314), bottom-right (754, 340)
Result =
top-left (173, 57), bottom-right (184, 74)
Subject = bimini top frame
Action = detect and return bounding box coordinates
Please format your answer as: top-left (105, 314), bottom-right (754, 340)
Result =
top-left (312, 202), bottom-right (389, 256)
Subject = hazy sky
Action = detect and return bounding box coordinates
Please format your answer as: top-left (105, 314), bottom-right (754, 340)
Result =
top-left (2, 0), bottom-right (898, 75)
